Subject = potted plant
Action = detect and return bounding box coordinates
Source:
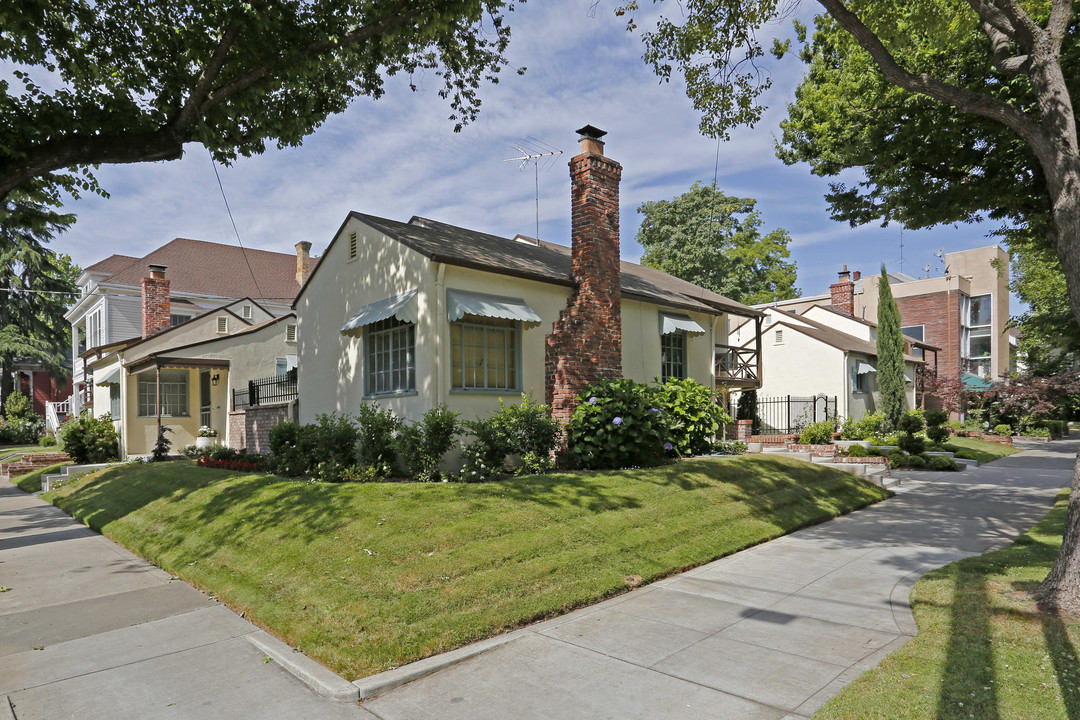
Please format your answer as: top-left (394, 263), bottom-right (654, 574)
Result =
top-left (196, 426), bottom-right (218, 449)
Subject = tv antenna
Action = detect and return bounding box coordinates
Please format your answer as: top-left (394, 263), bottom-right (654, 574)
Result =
top-left (503, 137), bottom-right (563, 241)
top-left (933, 247), bottom-right (946, 274)
top-left (922, 263), bottom-right (931, 279)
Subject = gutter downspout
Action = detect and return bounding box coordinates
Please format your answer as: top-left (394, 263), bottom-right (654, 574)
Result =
top-left (434, 263), bottom-right (446, 405)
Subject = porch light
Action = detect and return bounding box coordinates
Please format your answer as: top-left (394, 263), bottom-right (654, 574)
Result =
top-left (211, 373), bottom-right (220, 387)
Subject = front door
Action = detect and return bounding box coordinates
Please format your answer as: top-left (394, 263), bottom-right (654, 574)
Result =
top-left (200, 371), bottom-right (211, 428)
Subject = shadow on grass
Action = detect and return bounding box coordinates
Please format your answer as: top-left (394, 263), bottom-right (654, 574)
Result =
top-left (1043, 612), bottom-right (1080, 719)
top-left (936, 569), bottom-right (1000, 720)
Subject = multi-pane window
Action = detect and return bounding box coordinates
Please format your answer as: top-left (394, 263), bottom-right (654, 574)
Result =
top-left (451, 316), bottom-right (518, 391)
top-left (109, 383), bottom-right (121, 417)
top-left (365, 317), bottom-right (415, 395)
top-left (964, 293), bottom-right (992, 376)
top-left (137, 370), bottom-right (190, 417)
top-left (170, 314), bottom-right (191, 326)
top-left (661, 332), bottom-right (687, 381)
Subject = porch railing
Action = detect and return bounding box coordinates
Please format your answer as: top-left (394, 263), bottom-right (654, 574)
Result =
top-left (45, 399), bottom-right (71, 432)
top-left (232, 368), bottom-right (298, 410)
top-left (714, 344), bottom-right (761, 389)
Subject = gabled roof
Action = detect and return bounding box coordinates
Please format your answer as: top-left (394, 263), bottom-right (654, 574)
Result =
top-left (87, 238), bottom-right (303, 302)
top-left (753, 316), bottom-right (924, 364)
top-left (310, 213), bottom-right (761, 318)
top-left (799, 306), bottom-right (941, 351)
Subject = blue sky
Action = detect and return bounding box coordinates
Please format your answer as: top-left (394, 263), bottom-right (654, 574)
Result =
top-left (52, 1), bottom-right (1006, 306)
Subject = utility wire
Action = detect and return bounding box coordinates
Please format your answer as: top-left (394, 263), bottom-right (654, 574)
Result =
top-left (208, 150), bottom-right (264, 301)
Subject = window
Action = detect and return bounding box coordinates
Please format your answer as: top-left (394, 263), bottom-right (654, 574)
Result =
top-left (661, 332), bottom-right (687, 381)
top-left (86, 309), bottom-right (103, 348)
top-left (963, 293), bottom-right (992, 376)
top-left (137, 370), bottom-right (190, 417)
top-left (286, 323), bottom-right (297, 343)
top-left (242, 305), bottom-right (253, 319)
top-left (109, 383), bottom-right (121, 417)
top-left (364, 317), bottom-right (415, 395)
top-left (348, 231), bottom-right (358, 260)
top-left (854, 369), bottom-right (869, 394)
top-left (170, 314), bottom-right (190, 326)
top-left (902, 325), bottom-right (924, 359)
top-left (216, 316), bottom-right (228, 333)
top-left (774, 329), bottom-right (784, 344)
top-left (450, 316), bottom-right (519, 391)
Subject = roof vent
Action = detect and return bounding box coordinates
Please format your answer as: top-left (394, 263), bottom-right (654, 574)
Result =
top-left (576, 124), bottom-right (607, 155)
top-left (513, 234), bottom-right (540, 246)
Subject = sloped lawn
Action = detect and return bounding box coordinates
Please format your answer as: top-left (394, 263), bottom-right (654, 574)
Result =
top-left (943, 436), bottom-right (1021, 464)
top-left (44, 457), bottom-right (888, 680)
top-left (815, 490), bottom-right (1080, 720)
top-left (12, 461), bottom-right (71, 493)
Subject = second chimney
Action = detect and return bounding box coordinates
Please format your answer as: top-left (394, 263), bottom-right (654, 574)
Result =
top-left (141, 264), bottom-right (171, 338)
top-left (296, 241), bottom-right (313, 285)
top-left (830, 265), bottom-right (855, 316)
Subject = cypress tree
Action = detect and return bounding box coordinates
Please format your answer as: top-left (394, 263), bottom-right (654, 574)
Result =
top-left (876, 266), bottom-right (906, 432)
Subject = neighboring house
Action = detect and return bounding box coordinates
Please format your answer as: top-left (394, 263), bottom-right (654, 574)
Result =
top-left (294, 126), bottom-right (763, 428)
top-left (760, 246), bottom-right (1010, 388)
top-left (11, 359), bottom-right (73, 425)
top-left (64, 237), bottom-right (315, 413)
top-left (728, 306), bottom-right (931, 430)
top-left (85, 274), bottom-right (299, 456)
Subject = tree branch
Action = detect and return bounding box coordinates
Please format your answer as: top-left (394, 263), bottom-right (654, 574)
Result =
top-left (1048, 0), bottom-right (1073, 44)
top-left (174, 22), bottom-right (243, 131)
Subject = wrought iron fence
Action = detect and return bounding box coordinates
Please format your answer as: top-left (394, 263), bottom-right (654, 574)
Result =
top-left (741, 394), bottom-right (838, 435)
top-left (232, 368), bottom-right (298, 410)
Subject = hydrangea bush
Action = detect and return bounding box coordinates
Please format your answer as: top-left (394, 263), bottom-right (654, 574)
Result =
top-left (564, 378), bottom-right (670, 469)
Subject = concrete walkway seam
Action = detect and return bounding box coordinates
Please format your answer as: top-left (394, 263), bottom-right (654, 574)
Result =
top-left (0, 696), bottom-right (14, 720)
top-left (353, 630), bottom-right (526, 701)
top-left (246, 630), bottom-right (360, 704)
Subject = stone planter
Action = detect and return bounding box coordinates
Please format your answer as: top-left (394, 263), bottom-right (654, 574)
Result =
top-left (195, 436), bottom-right (215, 449)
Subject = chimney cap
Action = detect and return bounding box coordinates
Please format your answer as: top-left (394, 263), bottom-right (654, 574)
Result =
top-left (148, 263), bottom-right (167, 275)
top-left (576, 124), bottom-right (607, 140)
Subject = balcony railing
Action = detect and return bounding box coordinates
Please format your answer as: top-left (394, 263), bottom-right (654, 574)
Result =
top-left (232, 368), bottom-right (298, 410)
top-left (714, 344), bottom-right (761, 389)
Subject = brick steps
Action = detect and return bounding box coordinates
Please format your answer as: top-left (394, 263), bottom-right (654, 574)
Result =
top-left (1, 452), bottom-right (72, 479)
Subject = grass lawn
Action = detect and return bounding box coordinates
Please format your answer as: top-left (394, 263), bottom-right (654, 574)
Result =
top-left (0, 445), bottom-right (49, 463)
top-left (815, 490), bottom-right (1080, 720)
top-left (944, 436), bottom-right (1022, 464)
top-left (12, 462), bottom-right (71, 493)
top-left (43, 456), bottom-right (887, 681)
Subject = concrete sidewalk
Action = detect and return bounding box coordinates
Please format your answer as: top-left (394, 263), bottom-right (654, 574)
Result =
top-left (0, 479), bottom-right (374, 720)
top-left (360, 439), bottom-right (1076, 720)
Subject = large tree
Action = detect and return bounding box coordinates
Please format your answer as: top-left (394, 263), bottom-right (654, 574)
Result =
top-left (0, 0), bottom-right (518, 203)
top-left (625, 0), bottom-right (1080, 613)
top-left (636, 182), bottom-right (799, 304)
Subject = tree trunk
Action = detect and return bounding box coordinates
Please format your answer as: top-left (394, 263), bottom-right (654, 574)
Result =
top-left (1037, 448), bottom-right (1080, 615)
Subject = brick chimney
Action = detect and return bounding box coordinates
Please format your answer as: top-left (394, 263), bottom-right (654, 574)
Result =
top-left (295, 241), bottom-right (313, 285)
top-left (545, 125), bottom-right (623, 425)
top-left (141, 264), bottom-right (171, 338)
top-left (830, 265), bottom-right (855, 316)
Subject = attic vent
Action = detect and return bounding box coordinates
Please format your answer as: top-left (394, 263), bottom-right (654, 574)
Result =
top-left (348, 231), bottom-right (358, 260)
top-left (242, 304), bottom-right (252, 319)
top-left (217, 316), bottom-right (228, 333)
top-left (774, 329), bottom-right (783, 344)
top-left (286, 323), bottom-right (297, 343)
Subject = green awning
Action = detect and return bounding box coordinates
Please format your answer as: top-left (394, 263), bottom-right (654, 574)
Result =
top-left (855, 360), bottom-right (877, 375)
top-left (962, 372), bottom-right (994, 390)
top-left (341, 289), bottom-right (418, 336)
top-left (94, 368), bottom-right (121, 386)
top-left (446, 289), bottom-right (541, 324)
top-left (659, 313), bottom-right (706, 336)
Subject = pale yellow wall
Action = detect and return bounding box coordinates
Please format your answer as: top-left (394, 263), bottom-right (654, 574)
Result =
top-left (620, 298), bottom-right (718, 388)
top-left (802, 306), bottom-right (873, 341)
top-left (124, 368), bottom-right (223, 454)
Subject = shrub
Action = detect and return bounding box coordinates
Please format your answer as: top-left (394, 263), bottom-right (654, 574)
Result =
top-left (517, 451), bottom-right (555, 475)
top-left (309, 413), bottom-right (361, 469)
top-left (460, 415), bottom-right (513, 482)
top-left (498, 394), bottom-right (561, 461)
top-left (1, 415), bottom-right (44, 444)
top-left (59, 411), bottom-right (120, 463)
top-left (887, 449), bottom-right (908, 468)
top-left (395, 404), bottom-right (461, 482)
top-left (840, 411), bottom-right (885, 440)
top-left (39, 432), bottom-right (57, 447)
top-left (845, 444), bottom-right (867, 457)
top-left (924, 409), bottom-right (949, 427)
top-left (993, 423), bottom-right (1013, 436)
top-left (1026, 427), bottom-right (1052, 438)
top-left (897, 432), bottom-right (926, 455)
top-left (564, 378), bottom-right (670, 469)
top-left (267, 421), bottom-right (312, 476)
top-left (929, 456), bottom-right (960, 471)
top-left (865, 446), bottom-right (882, 457)
top-left (3, 391), bottom-right (32, 421)
top-left (354, 402), bottom-right (400, 477)
top-left (799, 419), bottom-right (836, 445)
top-left (907, 455), bottom-right (927, 469)
top-left (926, 425), bottom-right (950, 444)
top-left (897, 411), bottom-right (925, 434)
top-left (735, 389), bottom-right (760, 434)
top-left (712, 440), bottom-right (748, 455)
top-left (149, 426), bottom-right (173, 462)
top-left (459, 395), bottom-right (561, 481)
top-left (655, 378), bottom-right (729, 456)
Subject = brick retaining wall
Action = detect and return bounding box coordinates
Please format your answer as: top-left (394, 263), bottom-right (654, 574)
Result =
top-left (229, 404), bottom-right (293, 454)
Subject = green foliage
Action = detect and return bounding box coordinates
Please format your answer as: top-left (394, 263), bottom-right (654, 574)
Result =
top-left (268, 414), bottom-right (361, 478)
top-left (268, 421), bottom-right (309, 477)
top-left (395, 405), bottom-right (461, 482)
top-left (845, 444), bottom-right (867, 457)
top-left (712, 440), bottom-right (748, 455)
top-left (887, 448), bottom-right (908, 468)
top-left (496, 394), bottom-right (561, 461)
top-left (906, 454), bottom-right (927, 469)
top-left (59, 411), bottom-right (119, 464)
top-left (353, 402), bottom-right (400, 478)
top-left (928, 455), bottom-right (960, 471)
top-left (799, 419), bottom-right (836, 445)
top-left (0, 415), bottom-right (44, 444)
top-left (1009, 239), bottom-right (1080, 373)
top-left (4, 391), bottom-right (31, 420)
top-left (993, 423), bottom-right (1013, 436)
top-left (924, 410), bottom-right (949, 427)
top-left (840, 411), bottom-right (885, 440)
top-left (636, 183), bottom-right (798, 304)
top-left (655, 378), bottom-right (729, 455)
top-left (896, 410), bottom-right (926, 455)
top-left (459, 395), bottom-right (561, 482)
top-left (735, 389), bottom-right (760, 434)
top-left (39, 432), bottom-right (56, 447)
top-left (0, 0), bottom-right (519, 203)
top-left (149, 426), bottom-right (172, 462)
top-left (1026, 427), bottom-right (1052, 438)
top-left (565, 378), bottom-right (669, 470)
top-left (926, 425), bottom-right (950, 444)
top-left (876, 268), bottom-right (906, 432)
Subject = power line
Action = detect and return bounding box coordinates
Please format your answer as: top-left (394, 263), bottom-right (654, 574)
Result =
top-left (207, 150), bottom-right (264, 300)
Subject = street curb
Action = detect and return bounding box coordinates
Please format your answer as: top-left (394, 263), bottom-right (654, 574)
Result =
top-left (246, 630), bottom-right (359, 704)
top-left (353, 630), bottom-right (524, 701)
